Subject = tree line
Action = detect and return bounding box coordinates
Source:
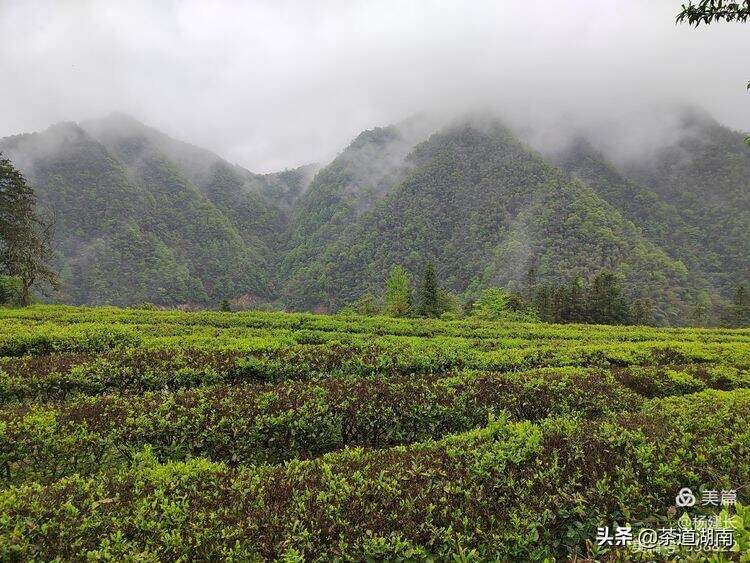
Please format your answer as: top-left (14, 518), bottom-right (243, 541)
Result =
top-left (1, 152), bottom-right (747, 328)
top-left (345, 262), bottom-right (749, 328)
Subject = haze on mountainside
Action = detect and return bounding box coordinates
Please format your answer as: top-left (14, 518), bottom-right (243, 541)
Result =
top-left (0, 1), bottom-right (748, 326)
top-left (1, 0), bottom-right (749, 171)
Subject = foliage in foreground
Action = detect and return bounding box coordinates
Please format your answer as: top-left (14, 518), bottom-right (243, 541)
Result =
top-left (0, 305), bottom-right (748, 559)
top-left (0, 389), bottom-right (748, 560)
top-left (6, 364), bottom-right (747, 486)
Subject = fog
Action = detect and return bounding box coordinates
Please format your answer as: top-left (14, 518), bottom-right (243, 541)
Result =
top-left (1, 0), bottom-right (748, 172)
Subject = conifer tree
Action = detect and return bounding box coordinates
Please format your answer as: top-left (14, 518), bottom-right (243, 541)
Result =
top-left (384, 265), bottom-right (412, 317)
top-left (417, 262), bottom-right (440, 317)
top-left (586, 271), bottom-right (630, 325)
top-left (720, 284), bottom-right (750, 327)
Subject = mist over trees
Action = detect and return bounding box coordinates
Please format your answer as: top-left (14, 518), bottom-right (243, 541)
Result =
top-left (1, 108), bottom-right (747, 328)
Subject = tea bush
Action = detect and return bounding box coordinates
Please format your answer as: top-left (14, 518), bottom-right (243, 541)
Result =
top-left (0, 389), bottom-right (747, 560)
top-left (0, 305), bottom-right (748, 559)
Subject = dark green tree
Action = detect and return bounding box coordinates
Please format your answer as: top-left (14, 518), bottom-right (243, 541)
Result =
top-left (630, 298), bottom-right (654, 326)
top-left (586, 271), bottom-right (631, 325)
top-left (417, 262), bottom-right (440, 318)
top-left (0, 154), bottom-right (58, 305)
top-left (219, 299), bottom-right (232, 312)
top-left (719, 284), bottom-right (750, 327)
top-left (557, 277), bottom-right (586, 323)
top-left (533, 284), bottom-right (554, 322)
top-left (384, 265), bottom-right (412, 317)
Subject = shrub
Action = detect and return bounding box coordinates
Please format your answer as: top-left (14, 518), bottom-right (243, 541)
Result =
top-left (0, 390), bottom-right (747, 560)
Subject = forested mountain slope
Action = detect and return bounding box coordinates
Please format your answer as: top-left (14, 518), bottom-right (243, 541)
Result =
top-left (552, 138), bottom-right (710, 285)
top-left (279, 117), bottom-right (437, 289)
top-left (282, 120), bottom-right (692, 323)
top-left (616, 110), bottom-right (750, 297)
top-left (552, 110), bottom-right (749, 296)
top-left (82, 114), bottom-right (315, 254)
top-left (1, 110), bottom-right (746, 324)
top-left (0, 117), bottom-right (302, 305)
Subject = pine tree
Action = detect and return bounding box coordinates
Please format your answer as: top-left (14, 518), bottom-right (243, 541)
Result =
top-left (384, 265), bottom-right (412, 317)
top-left (570, 277), bottom-right (588, 322)
top-left (0, 154), bottom-right (57, 305)
top-left (417, 262), bottom-right (440, 317)
top-left (586, 271), bottom-right (631, 325)
top-left (720, 284), bottom-right (750, 327)
top-left (533, 284), bottom-right (554, 322)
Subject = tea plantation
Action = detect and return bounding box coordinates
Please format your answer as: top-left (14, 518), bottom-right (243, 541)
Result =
top-left (0, 305), bottom-right (749, 560)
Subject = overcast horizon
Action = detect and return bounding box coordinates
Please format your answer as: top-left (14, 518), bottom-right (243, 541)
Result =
top-left (2, 0), bottom-right (749, 173)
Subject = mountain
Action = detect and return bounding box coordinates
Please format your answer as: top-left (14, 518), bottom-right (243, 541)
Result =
top-left (0, 115), bottom-right (312, 306)
top-left (282, 119), bottom-right (692, 323)
top-left (1, 109), bottom-right (746, 324)
top-left (279, 116), bottom-right (438, 292)
top-left (617, 109), bottom-right (749, 296)
top-left (546, 107), bottom-right (749, 321)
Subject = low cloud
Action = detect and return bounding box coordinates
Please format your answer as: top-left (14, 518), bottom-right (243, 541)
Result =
top-left (1, 0), bottom-right (748, 172)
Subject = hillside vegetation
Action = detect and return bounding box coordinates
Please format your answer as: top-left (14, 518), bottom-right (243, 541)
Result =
top-left (1, 108), bottom-right (748, 325)
top-left (0, 305), bottom-right (748, 559)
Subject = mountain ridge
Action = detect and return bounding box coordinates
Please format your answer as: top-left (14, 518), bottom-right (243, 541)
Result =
top-left (1, 109), bottom-right (746, 324)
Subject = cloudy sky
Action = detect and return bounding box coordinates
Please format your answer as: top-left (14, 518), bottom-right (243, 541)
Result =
top-left (1, 0), bottom-right (748, 172)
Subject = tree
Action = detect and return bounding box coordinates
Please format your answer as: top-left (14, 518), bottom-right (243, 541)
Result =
top-left (558, 277), bottom-right (586, 323)
top-left (472, 286), bottom-right (540, 322)
top-left (384, 265), bottom-right (412, 317)
top-left (354, 292), bottom-right (382, 316)
top-left (677, 1), bottom-right (750, 26)
top-left (219, 299), bottom-right (232, 312)
top-left (533, 284), bottom-right (554, 322)
top-left (523, 264), bottom-right (538, 302)
top-left (0, 154), bottom-right (58, 305)
top-left (472, 287), bottom-right (512, 321)
top-left (630, 298), bottom-right (654, 326)
top-left (719, 284), bottom-right (750, 327)
top-left (437, 290), bottom-right (463, 319)
top-left (0, 275), bottom-right (21, 305)
top-left (586, 271), bottom-right (631, 325)
top-left (689, 291), bottom-right (714, 326)
top-left (417, 262), bottom-right (440, 317)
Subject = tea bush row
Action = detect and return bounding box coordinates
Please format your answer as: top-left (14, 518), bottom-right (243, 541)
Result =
top-left (3, 305), bottom-right (748, 343)
top-left (2, 365), bottom-right (748, 487)
top-left (1, 389), bottom-right (747, 560)
top-left (2, 306), bottom-right (749, 361)
top-left (2, 339), bottom-right (748, 404)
